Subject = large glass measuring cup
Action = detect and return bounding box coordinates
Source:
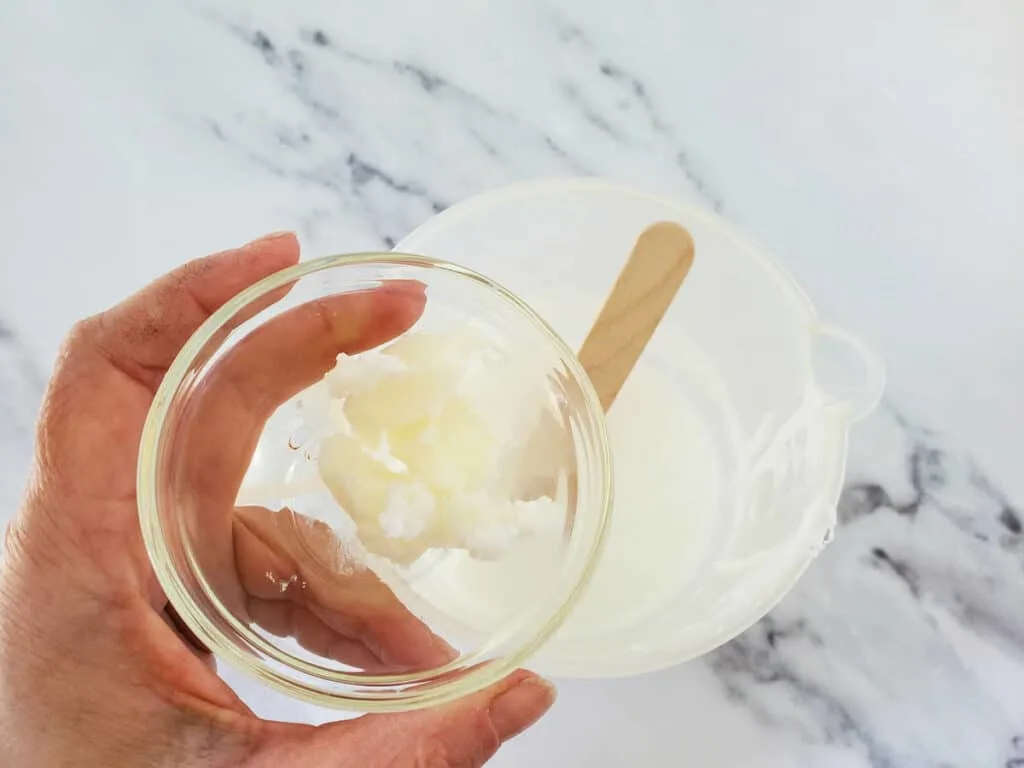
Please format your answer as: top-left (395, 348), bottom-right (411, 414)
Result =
top-left (396, 178), bottom-right (885, 677)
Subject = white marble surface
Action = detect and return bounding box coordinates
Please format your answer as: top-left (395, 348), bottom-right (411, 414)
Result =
top-left (1, 1), bottom-right (1022, 765)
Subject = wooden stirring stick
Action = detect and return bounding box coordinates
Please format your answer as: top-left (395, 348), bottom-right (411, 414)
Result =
top-left (578, 221), bottom-right (695, 411)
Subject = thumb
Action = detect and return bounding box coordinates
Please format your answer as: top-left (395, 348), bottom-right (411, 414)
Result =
top-left (254, 671), bottom-right (556, 767)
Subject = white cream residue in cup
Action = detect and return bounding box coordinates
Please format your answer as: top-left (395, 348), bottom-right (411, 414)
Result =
top-left (403, 287), bottom-right (724, 642)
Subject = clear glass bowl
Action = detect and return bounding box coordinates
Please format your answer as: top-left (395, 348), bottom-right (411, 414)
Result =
top-left (138, 253), bottom-right (612, 712)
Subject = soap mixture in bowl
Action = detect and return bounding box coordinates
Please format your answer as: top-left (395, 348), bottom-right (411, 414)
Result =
top-left (314, 330), bottom-right (570, 564)
top-left (238, 325), bottom-right (578, 573)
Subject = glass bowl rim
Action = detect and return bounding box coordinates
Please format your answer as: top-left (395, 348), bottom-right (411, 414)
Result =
top-left (137, 250), bottom-right (613, 712)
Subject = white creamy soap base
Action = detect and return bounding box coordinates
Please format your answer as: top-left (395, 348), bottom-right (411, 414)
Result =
top-left (407, 352), bottom-right (722, 637)
top-left (399, 287), bottom-right (729, 674)
top-left (315, 330), bottom-right (570, 565)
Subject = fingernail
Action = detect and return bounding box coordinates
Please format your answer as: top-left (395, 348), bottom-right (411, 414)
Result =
top-left (244, 231), bottom-right (295, 248)
top-left (489, 677), bottom-right (557, 741)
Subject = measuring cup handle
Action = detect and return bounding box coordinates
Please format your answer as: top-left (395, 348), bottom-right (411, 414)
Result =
top-left (811, 325), bottom-right (886, 423)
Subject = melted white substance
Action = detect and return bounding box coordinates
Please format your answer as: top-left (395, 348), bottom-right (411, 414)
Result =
top-left (400, 287), bottom-right (727, 661)
top-left (316, 330), bottom-right (567, 565)
top-left (405, 353), bottom-right (721, 638)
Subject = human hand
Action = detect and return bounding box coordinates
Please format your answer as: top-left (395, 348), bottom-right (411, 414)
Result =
top-left (0, 233), bottom-right (555, 767)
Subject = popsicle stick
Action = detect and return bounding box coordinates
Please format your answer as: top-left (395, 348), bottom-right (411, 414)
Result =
top-left (578, 221), bottom-right (695, 411)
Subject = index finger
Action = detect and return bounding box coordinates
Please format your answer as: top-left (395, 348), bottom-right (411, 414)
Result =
top-left (167, 283), bottom-right (426, 633)
top-left (181, 281), bottom-right (426, 511)
top-left (89, 231), bottom-right (302, 391)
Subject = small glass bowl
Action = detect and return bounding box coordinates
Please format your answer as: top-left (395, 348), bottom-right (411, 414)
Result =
top-left (138, 253), bottom-right (611, 712)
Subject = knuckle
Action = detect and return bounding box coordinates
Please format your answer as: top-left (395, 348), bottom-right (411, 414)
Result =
top-left (42, 321), bottom-right (98, 408)
top-left (52, 317), bottom-right (106, 381)
top-left (62, 316), bottom-right (99, 356)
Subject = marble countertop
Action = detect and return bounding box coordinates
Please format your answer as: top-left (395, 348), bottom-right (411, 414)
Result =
top-left (1, 1), bottom-right (1022, 765)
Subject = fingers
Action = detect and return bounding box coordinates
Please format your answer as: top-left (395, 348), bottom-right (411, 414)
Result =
top-left (181, 282), bottom-right (426, 512)
top-left (170, 280), bottom-right (431, 660)
top-left (483, 674), bottom-right (557, 743)
top-left (245, 599), bottom-right (391, 672)
top-left (21, 232), bottom-right (304, 566)
top-left (260, 671), bottom-right (556, 767)
top-left (83, 232), bottom-right (300, 390)
top-left (214, 280), bottom-right (426, 419)
top-left (233, 506), bottom-right (453, 672)
top-left (360, 672), bottom-right (556, 765)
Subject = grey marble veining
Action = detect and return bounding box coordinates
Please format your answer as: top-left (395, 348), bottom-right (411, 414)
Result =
top-left (193, 13), bottom-right (583, 246)
top-left (711, 407), bottom-right (1024, 766)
